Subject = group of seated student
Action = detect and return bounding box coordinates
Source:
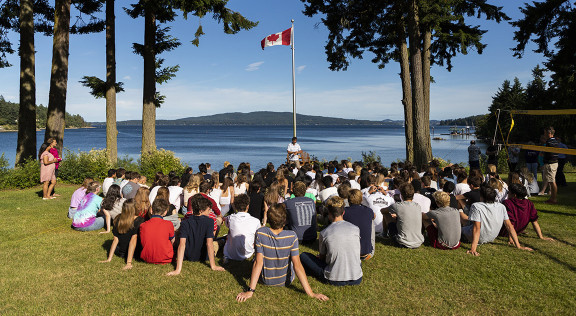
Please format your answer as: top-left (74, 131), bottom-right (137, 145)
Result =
top-left (66, 158), bottom-right (555, 302)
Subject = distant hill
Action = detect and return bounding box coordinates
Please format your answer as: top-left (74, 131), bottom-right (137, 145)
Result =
top-left (439, 115), bottom-right (486, 126)
top-left (95, 111), bottom-right (407, 126)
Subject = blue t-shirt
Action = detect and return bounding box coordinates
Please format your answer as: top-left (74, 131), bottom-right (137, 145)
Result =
top-left (179, 215), bottom-right (214, 262)
top-left (284, 196), bottom-right (317, 242)
top-left (255, 227), bottom-right (299, 286)
top-left (343, 204), bottom-right (374, 256)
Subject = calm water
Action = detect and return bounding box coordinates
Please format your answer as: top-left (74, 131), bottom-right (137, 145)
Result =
top-left (0, 125), bottom-right (482, 170)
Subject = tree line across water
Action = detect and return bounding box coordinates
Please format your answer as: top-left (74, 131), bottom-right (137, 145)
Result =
top-left (0, 96), bottom-right (89, 130)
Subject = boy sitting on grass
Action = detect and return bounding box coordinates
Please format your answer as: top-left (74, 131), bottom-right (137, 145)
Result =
top-left (461, 185), bottom-right (533, 256)
top-left (300, 196), bottom-right (363, 286)
top-left (223, 194), bottom-right (261, 262)
top-left (236, 204), bottom-right (328, 302)
top-left (381, 183), bottom-right (424, 249)
top-left (422, 191), bottom-right (462, 250)
top-left (139, 199), bottom-right (175, 264)
top-left (167, 195), bottom-right (225, 275)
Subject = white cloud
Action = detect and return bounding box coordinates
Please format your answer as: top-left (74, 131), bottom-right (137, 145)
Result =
top-left (245, 61), bottom-right (264, 72)
top-left (296, 65), bottom-right (306, 74)
top-left (122, 75), bottom-right (132, 80)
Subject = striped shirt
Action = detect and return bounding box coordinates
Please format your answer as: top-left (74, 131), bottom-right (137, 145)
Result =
top-left (255, 227), bottom-right (299, 286)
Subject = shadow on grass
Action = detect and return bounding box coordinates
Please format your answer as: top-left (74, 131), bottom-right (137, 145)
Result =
top-left (544, 234), bottom-right (575, 248)
top-left (523, 243), bottom-right (576, 272)
top-left (223, 259), bottom-right (253, 289)
top-left (101, 239), bottom-right (113, 253)
top-left (538, 209), bottom-right (576, 217)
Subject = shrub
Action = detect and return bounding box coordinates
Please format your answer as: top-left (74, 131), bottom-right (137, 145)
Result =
top-left (139, 149), bottom-right (185, 181)
top-left (361, 151), bottom-right (382, 165)
top-left (0, 158), bottom-right (40, 189)
top-left (0, 153), bottom-right (9, 173)
top-left (58, 149), bottom-right (112, 184)
top-left (116, 155), bottom-right (140, 172)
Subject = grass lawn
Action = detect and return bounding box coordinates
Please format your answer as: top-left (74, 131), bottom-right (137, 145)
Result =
top-left (0, 175), bottom-right (575, 315)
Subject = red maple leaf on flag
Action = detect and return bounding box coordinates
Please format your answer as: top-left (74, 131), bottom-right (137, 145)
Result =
top-left (267, 33), bottom-right (280, 42)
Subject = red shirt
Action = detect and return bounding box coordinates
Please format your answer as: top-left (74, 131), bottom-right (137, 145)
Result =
top-left (139, 215), bottom-right (175, 264)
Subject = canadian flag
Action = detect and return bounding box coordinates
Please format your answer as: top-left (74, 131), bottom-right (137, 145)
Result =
top-left (261, 27), bottom-right (292, 50)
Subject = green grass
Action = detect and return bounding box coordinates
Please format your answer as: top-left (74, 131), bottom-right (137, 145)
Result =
top-left (1, 175), bottom-right (575, 315)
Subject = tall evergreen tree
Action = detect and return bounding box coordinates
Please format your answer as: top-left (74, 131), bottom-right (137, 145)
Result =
top-left (512, 0), bottom-right (575, 144)
top-left (301, 0), bottom-right (508, 166)
top-left (79, 0), bottom-right (121, 165)
top-left (127, 0), bottom-right (257, 154)
top-left (0, 0), bottom-right (53, 165)
top-left (45, 0), bottom-right (105, 153)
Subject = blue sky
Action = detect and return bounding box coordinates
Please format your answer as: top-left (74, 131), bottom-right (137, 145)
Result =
top-left (0, 0), bottom-right (546, 122)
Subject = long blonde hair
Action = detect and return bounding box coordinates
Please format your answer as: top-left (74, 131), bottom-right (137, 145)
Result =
top-left (265, 181), bottom-right (284, 206)
top-left (114, 199), bottom-right (136, 234)
top-left (185, 174), bottom-right (202, 193)
top-left (134, 187), bottom-right (151, 218)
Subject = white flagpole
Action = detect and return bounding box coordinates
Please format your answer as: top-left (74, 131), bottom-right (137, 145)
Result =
top-left (291, 19), bottom-right (296, 138)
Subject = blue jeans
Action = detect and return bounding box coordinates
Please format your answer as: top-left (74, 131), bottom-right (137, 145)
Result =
top-left (526, 163), bottom-right (538, 182)
top-left (300, 252), bottom-right (362, 286)
top-left (74, 217), bottom-right (104, 231)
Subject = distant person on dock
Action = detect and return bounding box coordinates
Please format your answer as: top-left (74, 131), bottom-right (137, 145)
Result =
top-left (468, 140), bottom-right (481, 171)
top-left (287, 137), bottom-right (302, 169)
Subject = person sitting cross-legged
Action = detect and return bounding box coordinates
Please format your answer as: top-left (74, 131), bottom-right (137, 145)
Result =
top-left (235, 203), bottom-right (328, 302)
top-left (300, 196), bottom-right (363, 286)
top-left (167, 194), bottom-right (225, 275)
top-left (461, 185), bottom-right (533, 256)
top-left (499, 183), bottom-right (554, 242)
top-left (381, 183), bottom-right (424, 249)
top-left (344, 189), bottom-right (375, 260)
top-left (222, 194), bottom-right (262, 263)
top-left (422, 191), bottom-right (462, 250)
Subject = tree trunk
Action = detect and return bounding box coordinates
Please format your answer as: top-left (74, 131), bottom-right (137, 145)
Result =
top-left (15, 0), bottom-right (36, 166)
top-left (142, 7), bottom-right (156, 153)
top-left (398, 24), bottom-right (413, 162)
top-left (45, 0), bottom-right (71, 154)
top-left (421, 29), bottom-right (433, 160)
top-left (105, 0), bottom-right (118, 165)
top-left (407, 0), bottom-right (430, 167)
top-left (422, 29), bottom-right (431, 122)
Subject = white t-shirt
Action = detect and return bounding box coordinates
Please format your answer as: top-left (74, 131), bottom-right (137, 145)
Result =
top-left (168, 186), bottom-right (184, 210)
top-left (454, 183), bottom-right (471, 195)
top-left (463, 202), bottom-right (509, 244)
top-left (223, 212), bottom-right (261, 261)
top-left (208, 188), bottom-right (222, 211)
top-left (287, 143), bottom-right (301, 161)
top-left (102, 177), bottom-right (115, 196)
top-left (349, 180), bottom-right (361, 190)
top-left (319, 187), bottom-right (338, 202)
top-left (411, 193), bottom-right (431, 213)
top-left (149, 186), bottom-right (161, 204)
top-left (362, 192), bottom-right (395, 233)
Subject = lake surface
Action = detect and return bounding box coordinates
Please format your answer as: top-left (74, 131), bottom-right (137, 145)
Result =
top-left (0, 125), bottom-right (482, 170)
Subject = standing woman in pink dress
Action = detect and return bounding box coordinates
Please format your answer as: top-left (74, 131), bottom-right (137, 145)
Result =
top-left (39, 138), bottom-right (60, 200)
top-left (49, 139), bottom-right (61, 196)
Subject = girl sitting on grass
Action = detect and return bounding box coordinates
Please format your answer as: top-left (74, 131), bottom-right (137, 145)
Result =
top-left (134, 187), bottom-right (151, 219)
top-left (100, 199), bottom-right (145, 270)
top-left (72, 181), bottom-right (111, 233)
top-left (101, 184), bottom-right (125, 220)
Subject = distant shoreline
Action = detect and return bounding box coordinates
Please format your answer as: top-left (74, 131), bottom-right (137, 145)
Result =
top-left (0, 126), bottom-right (94, 133)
